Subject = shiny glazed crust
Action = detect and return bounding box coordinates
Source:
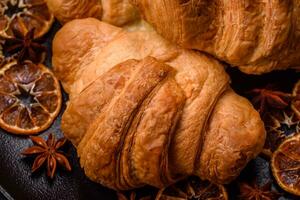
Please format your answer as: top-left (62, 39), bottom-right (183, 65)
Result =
top-left (52, 18), bottom-right (266, 190)
top-left (46, 0), bottom-right (139, 26)
top-left (131, 0), bottom-right (300, 74)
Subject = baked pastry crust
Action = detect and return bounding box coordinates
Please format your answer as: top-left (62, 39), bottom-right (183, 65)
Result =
top-left (52, 18), bottom-right (265, 190)
top-left (46, 0), bottom-right (139, 26)
top-left (131, 0), bottom-right (300, 74)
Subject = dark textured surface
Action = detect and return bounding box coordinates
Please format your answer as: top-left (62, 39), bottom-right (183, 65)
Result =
top-left (0, 21), bottom-right (299, 200)
top-left (0, 22), bottom-right (116, 200)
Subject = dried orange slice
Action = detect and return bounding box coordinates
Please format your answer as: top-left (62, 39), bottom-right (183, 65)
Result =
top-left (0, 0), bottom-right (54, 39)
top-left (292, 80), bottom-right (300, 120)
top-left (156, 177), bottom-right (228, 200)
top-left (271, 134), bottom-right (300, 196)
top-left (0, 60), bottom-right (61, 134)
top-left (262, 111), bottom-right (300, 158)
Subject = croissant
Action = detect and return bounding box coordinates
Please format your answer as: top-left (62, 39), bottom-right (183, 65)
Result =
top-left (52, 18), bottom-right (265, 190)
top-left (131, 0), bottom-right (300, 74)
top-left (45, 0), bottom-right (139, 26)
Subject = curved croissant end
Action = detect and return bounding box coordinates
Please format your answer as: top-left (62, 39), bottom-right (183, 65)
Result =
top-left (131, 0), bottom-right (300, 74)
top-left (195, 90), bottom-right (265, 184)
top-left (52, 18), bottom-right (266, 190)
top-left (52, 18), bottom-right (123, 94)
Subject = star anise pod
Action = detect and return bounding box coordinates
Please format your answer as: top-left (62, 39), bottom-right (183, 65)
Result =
top-left (239, 181), bottom-right (280, 200)
top-left (3, 27), bottom-right (46, 63)
top-left (248, 88), bottom-right (293, 115)
top-left (22, 133), bottom-right (72, 179)
top-left (155, 177), bottom-right (228, 200)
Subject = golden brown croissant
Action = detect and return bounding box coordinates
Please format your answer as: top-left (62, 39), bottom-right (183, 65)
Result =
top-left (52, 18), bottom-right (265, 190)
top-left (46, 0), bottom-right (139, 26)
top-left (131, 0), bottom-right (300, 74)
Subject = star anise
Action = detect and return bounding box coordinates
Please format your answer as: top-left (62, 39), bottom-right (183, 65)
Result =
top-left (22, 133), bottom-right (72, 179)
top-left (239, 181), bottom-right (280, 200)
top-left (3, 27), bottom-right (46, 63)
top-left (155, 177), bottom-right (227, 200)
top-left (248, 88), bottom-right (293, 115)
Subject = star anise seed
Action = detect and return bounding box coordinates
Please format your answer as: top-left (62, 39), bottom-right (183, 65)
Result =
top-left (248, 88), bottom-right (293, 115)
top-left (3, 27), bottom-right (46, 63)
top-left (239, 181), bottom-right (280, 200)
top-left (22, 133), bottom-right (72, 179)
top-left (155, 177), bottom-right (227, 200)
